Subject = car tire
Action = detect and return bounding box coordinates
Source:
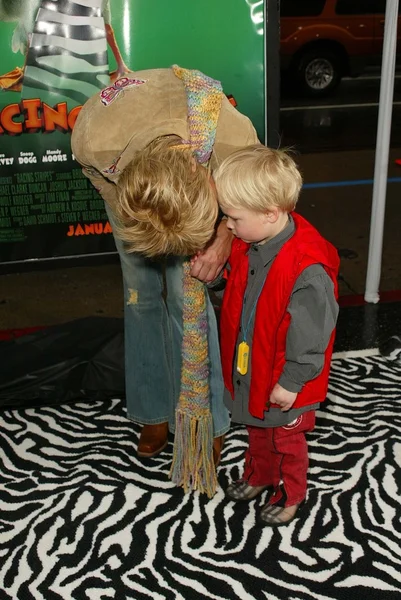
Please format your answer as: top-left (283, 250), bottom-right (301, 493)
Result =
top-left (294, 49), bottom-right (342, 97)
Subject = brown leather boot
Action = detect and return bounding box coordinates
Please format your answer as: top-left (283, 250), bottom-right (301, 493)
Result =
top-left (137, 423), bottom-right (169, 458)
top-left (213, 434), bottom-right (226, 467)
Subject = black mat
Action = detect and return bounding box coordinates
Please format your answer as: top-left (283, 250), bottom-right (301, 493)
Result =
top-left (1, 302), bottom-right (401, 409)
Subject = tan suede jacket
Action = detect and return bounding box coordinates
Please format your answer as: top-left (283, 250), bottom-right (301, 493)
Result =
top-left (71, 67), bottom-right (259, 208)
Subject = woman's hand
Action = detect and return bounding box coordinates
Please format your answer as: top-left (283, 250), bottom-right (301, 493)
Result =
top-left (190, 219), bottom-right (233, 283)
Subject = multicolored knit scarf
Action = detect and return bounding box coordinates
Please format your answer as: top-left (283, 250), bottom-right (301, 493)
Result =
top-left (169, 66), bottom-right (223, 498)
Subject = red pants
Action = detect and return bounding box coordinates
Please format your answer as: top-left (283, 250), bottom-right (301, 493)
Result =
top-left (243, 411), bottom-right (315, 507)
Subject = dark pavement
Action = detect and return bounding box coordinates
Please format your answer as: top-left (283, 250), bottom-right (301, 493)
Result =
top-left (281, 69), bottom-right (401, 152)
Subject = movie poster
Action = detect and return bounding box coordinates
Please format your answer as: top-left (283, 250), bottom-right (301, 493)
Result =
top-left (0, 0), bottom-right (265, 265)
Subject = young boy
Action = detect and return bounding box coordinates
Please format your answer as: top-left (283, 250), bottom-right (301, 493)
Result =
top-left (214, 145), bottom-right (339, 527)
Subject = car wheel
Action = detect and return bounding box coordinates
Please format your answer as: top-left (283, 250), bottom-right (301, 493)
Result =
top-left (295, 50), bottom-right (342, 97)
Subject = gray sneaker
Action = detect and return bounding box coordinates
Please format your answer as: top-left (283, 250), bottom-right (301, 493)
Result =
top-left (225, 480), bottom-right (273, 502)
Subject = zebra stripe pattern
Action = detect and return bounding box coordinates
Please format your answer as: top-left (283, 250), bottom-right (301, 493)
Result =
top-left (0, 350), bottom-right (400, 599)
top-left (22, 0), bottom-right (109, 104)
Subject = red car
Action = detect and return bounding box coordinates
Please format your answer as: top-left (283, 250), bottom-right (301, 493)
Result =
top-left (280, 0), bottom-right (401, 96)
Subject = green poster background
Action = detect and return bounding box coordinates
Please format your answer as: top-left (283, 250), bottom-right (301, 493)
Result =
top-left (108, 0), bottom-right (266, 140)
top-left (0, 0), bottom-right (265, 265)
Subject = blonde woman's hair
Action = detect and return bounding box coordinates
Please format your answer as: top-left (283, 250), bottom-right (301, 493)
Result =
top-left (114, 136), bottom-right (218, 257)
top-left (214, 144), bottom-right (303, 213)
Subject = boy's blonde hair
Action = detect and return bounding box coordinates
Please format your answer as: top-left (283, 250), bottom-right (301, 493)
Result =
top-left (214, 144), bottom-right (302, 213)
top-left (114, 136), bottom-right (218, 257)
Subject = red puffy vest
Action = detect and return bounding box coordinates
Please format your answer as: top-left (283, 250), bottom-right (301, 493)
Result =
top-left (220, 212), bottom-right (339, 419)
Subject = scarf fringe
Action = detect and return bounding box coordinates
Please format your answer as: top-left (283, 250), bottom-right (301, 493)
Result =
top-left (170, 408), bottom-right (217, 498)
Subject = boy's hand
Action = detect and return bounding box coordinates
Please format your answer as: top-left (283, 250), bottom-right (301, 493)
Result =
top-left (190, 219), bottom-right (233, 283)
top-left (269, 383), bottom-right (298, 412)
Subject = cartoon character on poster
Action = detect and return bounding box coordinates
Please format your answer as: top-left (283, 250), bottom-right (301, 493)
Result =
top-left (0, 0), bottom-right (130, 94)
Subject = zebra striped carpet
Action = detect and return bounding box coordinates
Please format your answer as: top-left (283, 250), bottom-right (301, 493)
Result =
top-left (1, 349), bottom-right (400, 600)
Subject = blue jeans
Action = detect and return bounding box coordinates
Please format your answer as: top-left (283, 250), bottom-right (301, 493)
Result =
top-left (109, 213), bottom-right (230, 438)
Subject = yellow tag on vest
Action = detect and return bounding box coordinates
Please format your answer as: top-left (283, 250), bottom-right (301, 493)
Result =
top-left (237, 341), bottom-right (249, 375)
